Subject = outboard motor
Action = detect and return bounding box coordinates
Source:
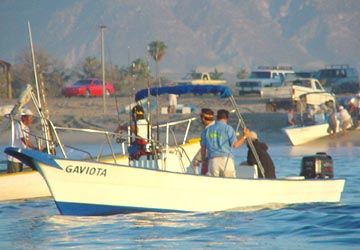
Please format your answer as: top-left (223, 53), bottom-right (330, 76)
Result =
top-left (300, 152), bottom-right (334, 179)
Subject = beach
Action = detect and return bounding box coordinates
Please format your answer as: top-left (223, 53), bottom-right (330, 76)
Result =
top-left (1, 94), bottom-right (359, 147)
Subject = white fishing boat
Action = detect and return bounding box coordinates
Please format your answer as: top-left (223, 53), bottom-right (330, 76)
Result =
top-left (282, 122), bottom-right (336, 146)
top-left (282, 94), bottom-right (341, 146)
top-left (5, 85), bottom-right (345, 216)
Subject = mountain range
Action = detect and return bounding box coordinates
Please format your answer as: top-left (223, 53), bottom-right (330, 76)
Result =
top-left (1, 0), bottom-right (360, 83)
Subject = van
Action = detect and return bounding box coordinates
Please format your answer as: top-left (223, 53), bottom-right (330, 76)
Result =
top-left (314, 64), bottom-right (359, 94)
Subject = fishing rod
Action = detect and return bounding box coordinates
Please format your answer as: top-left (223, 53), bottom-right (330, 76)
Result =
top-left (28, 21), bottom-right (41, 109)
top-left (28, 21), bottom-right (53, 152)
top-left (145, 48), bottom-right (159, 166)
top-left (228, 95), bottom-right (265, 178)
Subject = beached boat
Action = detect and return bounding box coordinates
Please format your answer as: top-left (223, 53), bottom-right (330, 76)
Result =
top-left (5, 85), bottom-right (345, 216)
top-left (282, 114), bottom-right (343, 146)
top-left (282, 122), bottom-right (336, 146)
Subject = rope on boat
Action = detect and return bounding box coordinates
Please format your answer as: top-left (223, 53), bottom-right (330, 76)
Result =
top-left (228, 95), bottom-right (265, 178)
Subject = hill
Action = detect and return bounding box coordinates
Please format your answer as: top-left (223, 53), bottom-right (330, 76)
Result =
top-left (1, 0), bottom-right (360, 82)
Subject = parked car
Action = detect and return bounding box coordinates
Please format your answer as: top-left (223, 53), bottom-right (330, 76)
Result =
top-left (313, 64), bottom-right (359, 94)
top-left (61, 78), bottom-right (115, 97)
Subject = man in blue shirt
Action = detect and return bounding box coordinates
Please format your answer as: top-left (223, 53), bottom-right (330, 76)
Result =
top-left (201, 109), bottom-right (247, 177)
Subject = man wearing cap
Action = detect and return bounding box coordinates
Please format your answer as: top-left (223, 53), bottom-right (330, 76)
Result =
top-left (201, 109), bottom-right (248, 178)
top-left (194, 108), bottom-right (215, 174)
top-left (242, 128), bottom-right (276, 179)
top-left (7, 109), bottom-right (39, 173)
top-left (115, 105), bottom-right (150, 159)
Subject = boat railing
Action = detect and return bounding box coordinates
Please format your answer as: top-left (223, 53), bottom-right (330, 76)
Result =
top-left (42, 116), bottom-right (200, 165)
top-left (50, 125), bottom-right (126, 163)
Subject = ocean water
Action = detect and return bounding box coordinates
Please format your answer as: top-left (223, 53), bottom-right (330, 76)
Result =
top-left (0, 143), bottom-right (359, 250)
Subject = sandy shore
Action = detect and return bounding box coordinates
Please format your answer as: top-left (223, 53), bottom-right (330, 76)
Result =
top-left (1, 94), bottom-right (360, 147)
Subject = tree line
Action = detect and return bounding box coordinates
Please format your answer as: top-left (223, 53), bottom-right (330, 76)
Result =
top-left (0, 40), bottom-right (246, 99)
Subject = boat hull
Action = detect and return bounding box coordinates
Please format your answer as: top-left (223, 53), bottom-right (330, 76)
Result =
top-left (0, 170), bottom-right (50, 201)
top-left (0, 137), bottom-right (200, 202)
top-left (282, 122), bottom-right (338, 146)
top-left (7, 148), bottom-right (345, 216)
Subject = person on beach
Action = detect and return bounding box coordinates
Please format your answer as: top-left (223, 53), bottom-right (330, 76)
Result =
top-left (115, 105), bottom-right (150, 159)
top-left (338, 105), bottom-right (352, 136)
top-left (242, 128), bottom-right (276, 179)
top-left (326, 100), bottom-right (337, 137)
top-left (168, 93), bottom-right (178, 113)
top-left (347, 98), bottom-right (356, 128)
top-left (7, 109), bottom-right (42, 173)
top-left (287, 108), bottom-right (296, 126)
top-left (193, 108), bottom-right (215, 175)
top-left (200, 109), bottom-right (247, 178)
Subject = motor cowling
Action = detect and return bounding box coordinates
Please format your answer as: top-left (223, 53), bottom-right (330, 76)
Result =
top-left (300, 152), bottom-right (334, 179)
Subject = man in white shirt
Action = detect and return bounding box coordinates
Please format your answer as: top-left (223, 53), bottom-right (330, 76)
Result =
top-left (339, 105), bottom-right (352, 136)
top-left (7, 109), bottom-right (39, 173)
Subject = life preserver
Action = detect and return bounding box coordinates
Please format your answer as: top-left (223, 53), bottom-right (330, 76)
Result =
top-left (128, 138), bottom-right (148, 160)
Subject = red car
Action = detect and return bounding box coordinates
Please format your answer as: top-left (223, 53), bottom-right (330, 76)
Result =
top-left (61, 78), bottom-right (115, 97)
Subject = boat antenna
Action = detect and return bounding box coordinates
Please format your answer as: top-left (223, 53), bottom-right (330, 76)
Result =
top-left (146, 46), bottom-right (158, 163)
top-left (228, 95), bottom-right (265, 178)
top-left (28, 21), bottom-right (41, 109)
top-left (28, 21), bottom-right (56, 153)
top-left (146, 46), bottom-right (152, 143)
top-left (128, 88), bottom-right (135, 145)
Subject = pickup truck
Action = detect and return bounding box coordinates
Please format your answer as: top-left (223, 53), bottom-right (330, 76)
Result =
top-left (262, 78), bottom-right (336, 112)
top-left (235, 66), bottom-right (294, 96)
top-left (175, 72), bottom-right (226, 85)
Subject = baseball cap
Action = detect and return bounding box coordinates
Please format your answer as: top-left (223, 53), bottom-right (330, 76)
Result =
top-left (21, 109), bottom-right (33, 116)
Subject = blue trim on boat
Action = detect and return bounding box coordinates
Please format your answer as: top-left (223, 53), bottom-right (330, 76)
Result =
top-left (5, 147), bottom-right (62, 170)
top-left (135, 85), bottom-right (232, 101)
top-left (56, 201), bottom-right (187, 216)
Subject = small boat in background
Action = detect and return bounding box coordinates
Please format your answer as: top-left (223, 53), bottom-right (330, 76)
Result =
top-left (282, 121), bottom-right (339, 146)
top-left (282, 95), bottom-right (341, 146)
top-left (0, 85), bottom-right (53, 201)
top-left (0, 169), bottom-right (50, 201)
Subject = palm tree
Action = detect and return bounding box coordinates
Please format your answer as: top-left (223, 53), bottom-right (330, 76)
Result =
top-left (148, 41), bottom-right (168, 87)
top-left (210, 68), bottom-right (224, 80)
top-left (79, 56), bottom-right (101, 78)
top-left (236, 67), bottom-right (249, 79)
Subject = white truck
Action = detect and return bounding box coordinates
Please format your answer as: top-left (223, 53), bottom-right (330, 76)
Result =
top-left (175, 72), bottom-right (226, 85)
top-left (235, 66), bottom-right (295, 96)
top-left (262, 78), bottom-right (336, 112)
